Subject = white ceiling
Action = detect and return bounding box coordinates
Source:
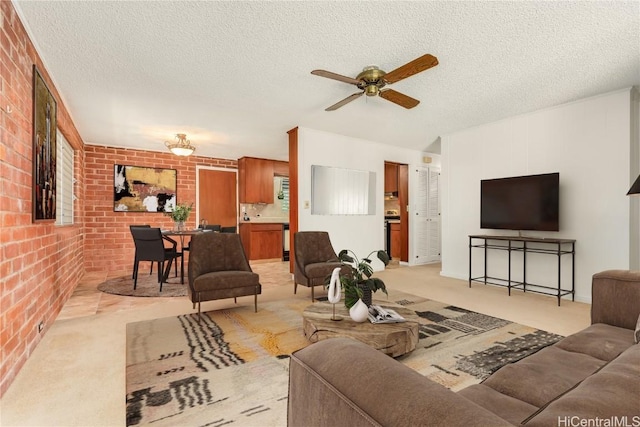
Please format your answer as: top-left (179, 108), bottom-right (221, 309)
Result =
top-left (14, 1), bottom-right (640, 161)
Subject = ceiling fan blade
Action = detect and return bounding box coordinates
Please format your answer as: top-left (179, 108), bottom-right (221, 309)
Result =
top-left (382, 54), bottom-right (439, 84)
top-left (325, 92), bottom-right (364, 111)
top-left (311, 70), bottom-right (361, 85)
top-left (379, 89), bottom-right (420, 109)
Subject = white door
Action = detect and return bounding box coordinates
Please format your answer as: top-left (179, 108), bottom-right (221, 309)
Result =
top-left (413, 167), bottom-right (441, 264)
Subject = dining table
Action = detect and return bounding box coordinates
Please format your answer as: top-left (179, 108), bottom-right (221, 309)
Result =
top-left (162, 228), bottom-right (213, 283)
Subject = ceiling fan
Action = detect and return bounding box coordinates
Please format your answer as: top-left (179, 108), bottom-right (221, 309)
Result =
top-left (311, 54), bottom-right (438, 111)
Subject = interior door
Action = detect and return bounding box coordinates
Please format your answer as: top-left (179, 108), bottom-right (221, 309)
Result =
top-left (198, 168), bottom-right (237, 227)
top-left (398, 164), bottom-right (409, 262)
top-left (413, 166), bottom-right (441, 264)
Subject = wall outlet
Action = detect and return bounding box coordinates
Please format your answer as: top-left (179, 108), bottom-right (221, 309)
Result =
top-left (304, 201), bottom-right (310, 209)
top-left (37, 321), bottom-right (44, 333)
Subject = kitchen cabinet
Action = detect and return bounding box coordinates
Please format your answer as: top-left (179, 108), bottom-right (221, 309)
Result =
top-left (238, 157), bottom-right (275, 204)
top-left (384, 162), bottom-right (399, 193)
top-left (238, 157), bottom-right (289, 204)
top-left (390, 222), bottom-right (401, 259)
top-left (239, 223), bottom-right (283, 260)
top-left (273, 160), bottom-right (289, 176)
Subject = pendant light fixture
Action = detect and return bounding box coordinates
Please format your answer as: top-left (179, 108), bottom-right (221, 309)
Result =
top-left (165, 133), bottom-right (195, 156)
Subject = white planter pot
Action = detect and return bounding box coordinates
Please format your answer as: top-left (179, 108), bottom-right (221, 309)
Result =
top-left (349, 299), bottom-right (369, 323)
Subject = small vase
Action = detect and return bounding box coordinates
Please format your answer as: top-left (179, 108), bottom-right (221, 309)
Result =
top-left (174, 221), bottom-right (185, 231)
top-left (349, 299), bottom-right (369, 323)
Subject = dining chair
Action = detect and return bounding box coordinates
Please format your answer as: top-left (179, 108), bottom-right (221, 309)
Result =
top-left (221, 226), bottom-right (237, 233)
top-left (130, 224), bottom-right (180, 278)
top-left (129, 225), bottom-right (151, 279)
top-left (130, 227), bottom-right (183, 291)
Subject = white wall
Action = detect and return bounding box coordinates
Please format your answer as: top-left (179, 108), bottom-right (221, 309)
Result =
top-left (630, 87), bottom-right (640, 270)
top-left (441, 88), bottom-right (637, 303)
top-left (296, 127), bottom-right (437, 270)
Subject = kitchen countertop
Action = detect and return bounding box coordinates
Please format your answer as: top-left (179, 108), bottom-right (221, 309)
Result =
top-left (239, 217), bottom-right (289, 224)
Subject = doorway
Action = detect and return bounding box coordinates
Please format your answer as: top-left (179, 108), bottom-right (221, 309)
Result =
top-left (196, 167), bottom-right (238, 227)
top-left (384, 161), bottom-right (409, 262)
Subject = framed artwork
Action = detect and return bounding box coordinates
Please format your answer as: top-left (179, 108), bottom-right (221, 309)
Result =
top-left (32, 65), bottom-right (57, 222)
top-left (114, 165), bottom-right (177, 212)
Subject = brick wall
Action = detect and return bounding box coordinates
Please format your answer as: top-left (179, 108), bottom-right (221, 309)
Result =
top-left (0, 1), bottom-right (85, 397)
top-left (0, 1), bottom-right (240, 396)
top-left (84, 145), bottom-right (237, 272)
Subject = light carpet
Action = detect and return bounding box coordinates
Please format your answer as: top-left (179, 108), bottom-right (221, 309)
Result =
top-left (126, 290), bottom-right (562, 426)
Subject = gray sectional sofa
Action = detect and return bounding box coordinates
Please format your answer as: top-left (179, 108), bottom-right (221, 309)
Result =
top-left (288, 270), bottom-right (640, 426)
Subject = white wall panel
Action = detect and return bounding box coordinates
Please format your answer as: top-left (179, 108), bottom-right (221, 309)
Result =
top-left (441, 89), bottom-right (634, 303)
top-left (297, 127), bottom-right (433, 270)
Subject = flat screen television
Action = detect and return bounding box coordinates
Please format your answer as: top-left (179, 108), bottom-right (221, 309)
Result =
top-left (480, 173), bottom-right (559, 231)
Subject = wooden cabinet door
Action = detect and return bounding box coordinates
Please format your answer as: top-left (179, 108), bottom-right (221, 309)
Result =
top-left (239, 157), bottom-right (274, 203)
top-left (390, 223), bottom-right (401, 259)
top-left (248, 224), bottom-right (282, 260)
top-left (273, 160), bottom-right (289, 176)
top-left (384, 162), bottom-right (398, 193)
top-left (239, 223), bottom-right (251, 255)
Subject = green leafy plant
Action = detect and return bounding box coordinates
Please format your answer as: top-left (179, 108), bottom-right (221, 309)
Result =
top-left (164, 202), bottom-right (193, 222)
top-left (326, 249), bottom-right (390, 308)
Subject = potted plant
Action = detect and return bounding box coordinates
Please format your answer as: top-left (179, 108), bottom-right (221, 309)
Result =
top-left (326, 249), bottom-right (390, 308)
top-left (164, 202), bottom-right (193, 230)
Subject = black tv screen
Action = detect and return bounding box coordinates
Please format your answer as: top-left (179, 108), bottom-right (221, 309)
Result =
top-left (481, 173), bottom-right (559, 231)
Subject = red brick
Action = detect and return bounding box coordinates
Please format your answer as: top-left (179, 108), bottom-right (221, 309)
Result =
top-left (1, 1), bottom-right (86, 398)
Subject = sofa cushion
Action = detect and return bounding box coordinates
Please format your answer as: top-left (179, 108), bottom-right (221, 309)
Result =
top-left (289, 338), bottom-right (513, 427)
top-left (482, 346), bottom-right (605, 408)
top-left (555, 323), bottom-right (634, 361)
top-left (458, 384), bottom-right (538, 425)
top-left (523, 345), bottom-right (640, 426)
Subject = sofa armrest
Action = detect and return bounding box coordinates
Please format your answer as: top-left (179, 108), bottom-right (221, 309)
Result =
top-left (288, 338), bottom-right (512, 427)
top-left (591, 270), bottom-right (640, 330)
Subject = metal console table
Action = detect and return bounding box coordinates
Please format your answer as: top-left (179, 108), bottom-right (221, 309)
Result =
top-left (468, 235), bottom-right (575, 306)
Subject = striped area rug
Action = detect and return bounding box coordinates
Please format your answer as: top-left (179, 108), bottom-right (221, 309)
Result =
top-left (126, 291), bottom-right (561, 426)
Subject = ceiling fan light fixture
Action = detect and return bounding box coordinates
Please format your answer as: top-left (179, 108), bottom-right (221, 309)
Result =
top-left (311, 53), bottom-right (438, 111)
top-left (165, 133), bottom-right (195, 156)
top-left (365, 85), bottom-right (379, 96)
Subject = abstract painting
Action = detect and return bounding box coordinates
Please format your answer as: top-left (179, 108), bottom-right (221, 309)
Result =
top-left (114, 165), bottom-right (177, 212)
top-left (32, 65), bottom-right (57, 222)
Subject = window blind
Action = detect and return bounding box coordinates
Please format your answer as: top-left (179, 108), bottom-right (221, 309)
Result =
top-left (56, 131), bottom-right (74, 225)
top-left (281, 177), bottom-right (289, 211)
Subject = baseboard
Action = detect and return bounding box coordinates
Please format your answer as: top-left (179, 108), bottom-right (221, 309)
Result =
top-left (440, 270), bottom-right (467, 281)
top-left (440, 271), bottom-right (591, 304)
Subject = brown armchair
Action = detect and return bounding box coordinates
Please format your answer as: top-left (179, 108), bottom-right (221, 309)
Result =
top-left (293, 231), bottom-right (350, 301)
top-left (188, 232), bottom-right (261, 320)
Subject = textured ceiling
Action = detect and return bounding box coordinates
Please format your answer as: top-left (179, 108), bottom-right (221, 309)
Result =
top-left (13, 1), bottom-right (640, 161)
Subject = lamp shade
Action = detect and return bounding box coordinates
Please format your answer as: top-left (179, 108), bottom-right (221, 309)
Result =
top-left (628, 174), bottom-right (640, 195)
top-left (165, 133), bottom-right (195, 157)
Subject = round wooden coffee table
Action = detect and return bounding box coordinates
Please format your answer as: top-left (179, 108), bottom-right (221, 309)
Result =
top-left (302, 301), bottom-right (419, 357)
